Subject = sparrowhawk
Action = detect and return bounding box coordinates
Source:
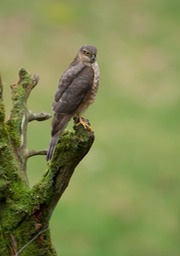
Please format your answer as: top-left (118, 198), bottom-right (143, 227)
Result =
top-left (46, 45), bottom-right (100, 161)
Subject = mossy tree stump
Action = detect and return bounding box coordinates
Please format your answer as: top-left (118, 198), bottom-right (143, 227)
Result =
top-left (0, 69), bottom-right (94, 255)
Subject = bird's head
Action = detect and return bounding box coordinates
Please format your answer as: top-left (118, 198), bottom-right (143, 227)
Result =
top-left (78, 45), bottom-right (97, 64)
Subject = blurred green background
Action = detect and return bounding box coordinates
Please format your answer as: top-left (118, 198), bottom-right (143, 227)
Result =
top-left (1, 0), bottom-right (180, 255)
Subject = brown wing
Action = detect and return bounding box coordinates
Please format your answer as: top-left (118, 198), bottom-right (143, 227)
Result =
top-left (53, 62), bottom-right (86, 105)
top-left (53, 65), bottom-right (94, 116)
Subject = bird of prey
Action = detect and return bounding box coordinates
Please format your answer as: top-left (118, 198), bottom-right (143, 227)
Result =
top-left (46, 45), bottom-right (100, 161)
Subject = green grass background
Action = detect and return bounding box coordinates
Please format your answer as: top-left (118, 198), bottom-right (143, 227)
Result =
top-left (1, 0), bottom-right (180, 255)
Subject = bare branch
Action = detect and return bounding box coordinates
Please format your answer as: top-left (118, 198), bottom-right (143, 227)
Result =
top-left (27, 149), bottom-right (47, 158)
top-left (28, 111), bottom-right (52, 122)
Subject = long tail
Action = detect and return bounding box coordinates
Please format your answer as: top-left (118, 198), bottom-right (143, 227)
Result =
top-left (46, 114), bottom-right (71, 161)
top-left (46, 132), bottom-right (60, 161)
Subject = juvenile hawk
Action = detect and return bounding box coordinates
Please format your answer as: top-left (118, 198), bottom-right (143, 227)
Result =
top-left (46, 45), bottom-right (100, 161)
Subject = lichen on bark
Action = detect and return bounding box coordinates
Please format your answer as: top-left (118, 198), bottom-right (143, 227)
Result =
top-left (0, 69), bottom-right (94, 255)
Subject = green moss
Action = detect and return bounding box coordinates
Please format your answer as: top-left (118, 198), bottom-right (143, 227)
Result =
top-left (0, 69), bottom-right (58, 255)
top-left (0, 216), bottom-right (57, 256)
top-left (0, 139), bottom-right (23, 180)
top-left (0, 233), bottom-right (9, 255)
top-left (17, 227), bottom-right (57, 256)
top-left (11, 85), bottom-right (26, 102)
top-left (0, 102), bottom-right (5, 123)
top-left (31, 170), bottom-right (54, 208)
top-left (5, 69), bottom-right (33, 150)
top-left (0, 68), bottom-right (94, 255)
top-left (6, 118), bottom-right (21, 148)
top-left (0, 125), bottom-right (92, 255)
top-left (0, 174), bottom-right (10, 200)
top-left (43, 125), bottom-right (94, 185)
top-left (52, 125), bottom-right (94, 166)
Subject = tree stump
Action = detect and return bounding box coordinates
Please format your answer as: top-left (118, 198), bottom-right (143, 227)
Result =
top-left (0, 69), bottom-right (94, 255)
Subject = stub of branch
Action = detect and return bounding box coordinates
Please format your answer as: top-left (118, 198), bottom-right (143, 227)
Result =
top-left (18, 69), bottom-right (39, 90)
top-left (26, 149), bottom-right (47, 158)
top-left (31, 74), bottom-right (40, 89)
top-left (28, 111), bottom-right (52, 122)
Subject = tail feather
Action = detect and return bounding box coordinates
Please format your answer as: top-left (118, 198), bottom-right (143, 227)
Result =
top-left (46, 114), bottom-right (71, 161)
top-left (46, 132), bottom-right (60, 161)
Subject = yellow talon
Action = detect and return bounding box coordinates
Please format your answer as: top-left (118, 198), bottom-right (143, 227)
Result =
top-left (75, 117), bottom-right (92, 131)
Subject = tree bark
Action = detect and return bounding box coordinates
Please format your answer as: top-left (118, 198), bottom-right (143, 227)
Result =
top-left (0, 69), bottom-right (94, 255)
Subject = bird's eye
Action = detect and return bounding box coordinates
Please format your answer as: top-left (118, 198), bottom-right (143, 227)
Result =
top-left (84, 50), bottom-right (90, 56)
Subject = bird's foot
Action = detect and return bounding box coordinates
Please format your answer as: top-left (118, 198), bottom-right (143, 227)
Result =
top-left (74, 116), bottom-right (92, 131)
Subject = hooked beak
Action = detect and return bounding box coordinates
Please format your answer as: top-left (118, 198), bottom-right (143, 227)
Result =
top-left (91, 54), bottom-right (96, 61)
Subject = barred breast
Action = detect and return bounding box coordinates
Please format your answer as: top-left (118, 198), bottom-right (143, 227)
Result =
top-left (75, 61), bottom-right (100, 116)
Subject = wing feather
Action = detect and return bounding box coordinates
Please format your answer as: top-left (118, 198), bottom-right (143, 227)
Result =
top-left (53, 66), bottom-right (94, 115)
top-left (53, 62), bottom-right (86, 103)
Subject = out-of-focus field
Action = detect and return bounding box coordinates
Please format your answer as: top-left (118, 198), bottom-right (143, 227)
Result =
top-left (1, 0), bottom-right (180, 255)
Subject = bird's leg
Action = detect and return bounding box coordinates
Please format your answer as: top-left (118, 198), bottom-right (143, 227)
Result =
top-left (73, 116), bottom-right (92, 131)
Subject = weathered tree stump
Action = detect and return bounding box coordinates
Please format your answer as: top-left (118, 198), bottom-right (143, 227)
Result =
top-left (0, 69), bottom-right (94, 255)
